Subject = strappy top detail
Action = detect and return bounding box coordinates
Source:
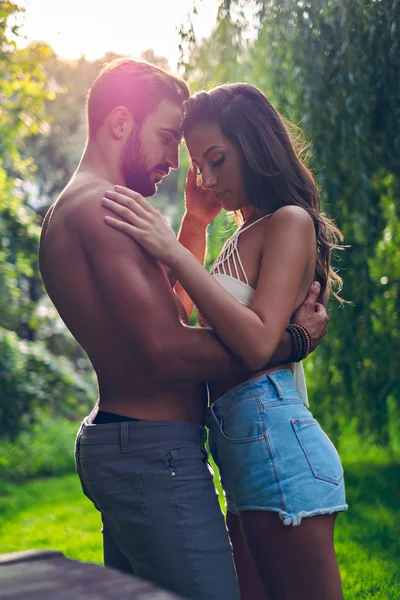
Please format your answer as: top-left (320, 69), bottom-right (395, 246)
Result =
top-left (211, 214), bottom-right (272, 286)
top-left (212, 273), bottom-right (255, 306)
top-left (209, 213), bottom-right (309, 406)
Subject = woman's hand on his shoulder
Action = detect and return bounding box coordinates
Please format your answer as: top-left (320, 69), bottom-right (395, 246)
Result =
top-left (101, 186), bottom-right (182, 266)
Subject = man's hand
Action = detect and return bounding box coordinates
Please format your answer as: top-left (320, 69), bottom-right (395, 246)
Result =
top-left (161, 264), bottom-right (178, 288)
top-left (292, 281), bottom-right (329, 353)
top-left (172, 291), bottom-right (190, 325)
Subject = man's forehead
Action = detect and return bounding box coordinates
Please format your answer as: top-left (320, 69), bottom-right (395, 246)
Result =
top-left (150, 99), bottom-right (183, 132)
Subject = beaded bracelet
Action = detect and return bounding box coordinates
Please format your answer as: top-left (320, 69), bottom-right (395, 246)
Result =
top-left (287, 324), bottom-right (300, 362)
top-left (294, 323), bottom-right (312, 357)
top-left (286, 323), bottom-right (312, 362)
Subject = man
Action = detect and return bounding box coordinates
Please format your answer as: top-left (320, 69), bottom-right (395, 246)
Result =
top-left (39, 59), bottom-right (328, 600)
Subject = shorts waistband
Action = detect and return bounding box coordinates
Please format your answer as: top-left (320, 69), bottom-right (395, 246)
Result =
top-left (210, 369), bottom-right (298, 416)
top-left (79, 415), bottom-right (207, 446)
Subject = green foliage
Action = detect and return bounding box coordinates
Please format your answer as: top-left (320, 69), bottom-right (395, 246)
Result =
top-left (0, 1), bottom-right (97, 439)
top-left (0, 3), bottom-right (52, 337)
top-left (184, 0), bottom-right (400, 445)
top-left (0, 176), bottom-right (42, 334)
top-left (252, 0), bottom-right (400, 443)
top-left (0, 328), bottom-right (96, 439)
top-left (180, 2), bottom-right (250, 86)
top-left (0, 415), bottom-right (79, 481)
top-left (24, 51), bottom-right (120, 206)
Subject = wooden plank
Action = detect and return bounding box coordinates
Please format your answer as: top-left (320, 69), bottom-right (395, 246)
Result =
top-left (0, 549), bottom-right (63, 565)
top-left (0, 550), bottom-right (184, 599)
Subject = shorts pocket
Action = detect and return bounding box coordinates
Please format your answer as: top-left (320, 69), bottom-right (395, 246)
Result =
top-left (213, 397), bottom-right (267, 444)
top-left (291, 417), bottom-right (344, 485)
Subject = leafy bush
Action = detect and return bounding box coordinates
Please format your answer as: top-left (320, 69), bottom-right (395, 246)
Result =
top-left (0, 327), bottom-right (96, 439)
top-left (0, 415), bottom-right (79, 481)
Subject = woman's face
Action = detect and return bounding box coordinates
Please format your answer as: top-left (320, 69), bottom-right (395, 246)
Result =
top-left (185, 122), bottom-right (250, 213)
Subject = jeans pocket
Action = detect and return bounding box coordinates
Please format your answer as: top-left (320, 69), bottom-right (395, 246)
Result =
top-left (168, 445), bottom-right (209, 475)
top-left (291, 417), bottom-right (344, 485)
top-left (84, 473), bottom-right (155, 558)
top-left (213, 397), bottom-right (266, 444)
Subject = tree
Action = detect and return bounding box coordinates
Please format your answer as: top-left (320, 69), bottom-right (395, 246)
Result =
top-left (0, 1), bottom-right (96, 437)
top-left (0, 2), bottom-right (53, 337)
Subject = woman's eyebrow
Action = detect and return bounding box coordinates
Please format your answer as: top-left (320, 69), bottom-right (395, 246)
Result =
top-left (203, 145), bottom-right (224, 158)
top-left (191, 146), bottom-right (225, 164)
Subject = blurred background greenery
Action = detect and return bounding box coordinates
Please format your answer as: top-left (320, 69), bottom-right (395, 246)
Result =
top-left (0, 1), bottom-right (399, 597)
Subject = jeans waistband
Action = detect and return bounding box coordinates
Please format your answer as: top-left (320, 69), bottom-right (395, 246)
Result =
top-left (79, 415), bottom-right (207, 446)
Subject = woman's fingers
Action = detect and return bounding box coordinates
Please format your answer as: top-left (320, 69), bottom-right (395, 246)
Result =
top-left (104, 216), bottom-right (145, 240)
top-left (186, 165), bottom-right (197, 186)
top-left (114, 185), bottom-right (155, 213)
top-left (187, 164), bottom-right (203, 190)
top-left (102, 195), bottom-right (149, 222)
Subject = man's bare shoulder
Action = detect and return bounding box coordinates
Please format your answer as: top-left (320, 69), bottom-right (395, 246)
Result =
top-left (60, 173), bottom-right (154, 266)
top-left (60, 173), bottom-right (111, 230)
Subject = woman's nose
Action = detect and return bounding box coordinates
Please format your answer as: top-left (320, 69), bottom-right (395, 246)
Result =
top-left (201, 172), bottom-right (217, 190)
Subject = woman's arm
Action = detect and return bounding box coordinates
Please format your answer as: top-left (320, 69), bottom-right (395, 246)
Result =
top-left (174, 168), bottom-right (222, 317)
top-left (174, 214), bottom-right (207, 316)
top-left (101, 188), bottom-right (316, 371)
top-left (169, 207), bottom-right (315, 370)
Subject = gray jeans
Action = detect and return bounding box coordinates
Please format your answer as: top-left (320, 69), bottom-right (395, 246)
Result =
top-left (75, 414), bottom-right (240, 600)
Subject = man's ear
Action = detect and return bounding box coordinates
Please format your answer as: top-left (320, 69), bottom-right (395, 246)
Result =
top-left (108, 106), bottom-right (134, 140)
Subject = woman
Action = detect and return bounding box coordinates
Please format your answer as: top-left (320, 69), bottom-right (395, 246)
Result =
top-left (101, 83), bottom-right (347, 600)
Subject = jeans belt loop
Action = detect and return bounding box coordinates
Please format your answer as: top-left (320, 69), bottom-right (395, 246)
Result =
top-left (266, 372), bottom-right (285, 399)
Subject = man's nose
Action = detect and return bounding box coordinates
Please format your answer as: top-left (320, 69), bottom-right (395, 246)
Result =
top-left (166, 145), bottom-right (179, 170)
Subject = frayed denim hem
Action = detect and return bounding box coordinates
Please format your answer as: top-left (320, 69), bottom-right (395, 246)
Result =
top-left (228, 504), bottom-right (349, 525)
top-left (280, 504), bottom-right (349, 526)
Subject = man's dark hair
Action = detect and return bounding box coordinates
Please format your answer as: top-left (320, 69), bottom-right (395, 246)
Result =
top-left (87, 58), bottom-right (190, 138)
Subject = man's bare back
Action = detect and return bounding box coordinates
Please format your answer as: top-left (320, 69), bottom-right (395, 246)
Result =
top-left (39, 171), bottom-right (207, 423)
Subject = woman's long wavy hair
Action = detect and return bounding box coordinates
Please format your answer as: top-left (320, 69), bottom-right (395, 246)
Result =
top-left (183, 83), bottom-right (344, 304)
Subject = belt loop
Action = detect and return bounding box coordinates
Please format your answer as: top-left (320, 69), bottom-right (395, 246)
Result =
top-left (120, 422), bottom-right (130, 453)
top-left (201, 426), bottom-right (207, 446)
top-left (266, 372), bottom-right (284, 399)
top-left (86, 401), bottom-right (100, 425)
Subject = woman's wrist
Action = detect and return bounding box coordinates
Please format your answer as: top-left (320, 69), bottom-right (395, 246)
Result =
top-left (167, 243), bottom-right (194, 273)
top-left (182, 211), bottom-right (211, 228)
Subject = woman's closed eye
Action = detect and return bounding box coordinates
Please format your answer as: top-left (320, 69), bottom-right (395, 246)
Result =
top-left (193, 155), bottom-right (224, 176)
top-left (211, 155), bottom-right (225, 168)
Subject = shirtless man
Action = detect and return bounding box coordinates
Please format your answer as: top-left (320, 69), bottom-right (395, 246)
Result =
top-left (39, 59), bottom-right (328, 600)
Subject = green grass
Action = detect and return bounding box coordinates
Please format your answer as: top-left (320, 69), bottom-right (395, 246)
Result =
top-left (0, 475), bottom-right (102, 564)
top-left (0, 459), bottom-right (399, 599)
top-left (335, 461), bottom-right (400, 599)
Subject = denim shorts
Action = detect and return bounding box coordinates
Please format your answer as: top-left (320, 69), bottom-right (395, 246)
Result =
top-left (206, 369), bottom-right (348, 525)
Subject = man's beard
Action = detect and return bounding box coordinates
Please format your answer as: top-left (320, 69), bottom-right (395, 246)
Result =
top-left (121, 130), bottom-right (156, 197)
